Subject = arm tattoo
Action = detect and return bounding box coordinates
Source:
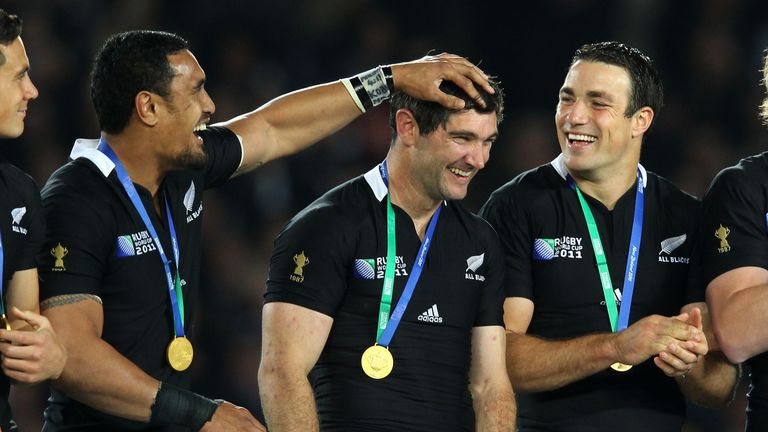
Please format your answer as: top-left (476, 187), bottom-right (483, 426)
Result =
top-left (41, 294), bottom-right (103, 310)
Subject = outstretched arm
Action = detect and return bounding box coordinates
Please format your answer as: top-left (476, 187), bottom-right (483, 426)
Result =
top-left (221, 53), bottom-right (493, 175)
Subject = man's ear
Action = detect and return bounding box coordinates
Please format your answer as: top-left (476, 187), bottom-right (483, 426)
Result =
top-left (631, 106), bottom-right (654, 138)
top-left (134, 91), bottom-right (160, 127)
top-left (395, 108), bottom-right (419, 147)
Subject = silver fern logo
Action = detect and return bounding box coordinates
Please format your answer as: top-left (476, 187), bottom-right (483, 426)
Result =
top-left (11, 207), bottom-right (26, 224)
top-left (466, 253), bottom-right (484, 272)
top-left (465, 253), bottom-right (486, 281)
top-left (659, 234), bottom-right (686, 255)
top-left (658, 234), bottom-right (689, 264)
top-left (183, 181), bottom-right (196, 213)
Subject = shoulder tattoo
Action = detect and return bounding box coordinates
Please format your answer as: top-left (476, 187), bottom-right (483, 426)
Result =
top-left (41, 294), bottom-right (103, 310)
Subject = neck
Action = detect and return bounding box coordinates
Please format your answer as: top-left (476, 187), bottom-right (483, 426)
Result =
top-left (103, 131), bottom-right (165, 199)
top-left (569, 165), bottom-right (639, 210)
top-left (385, 154), bottom-right (442, 239)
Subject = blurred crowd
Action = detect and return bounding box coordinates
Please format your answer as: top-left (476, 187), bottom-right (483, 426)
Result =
top-left (5, 0), bottom-right (768, 430)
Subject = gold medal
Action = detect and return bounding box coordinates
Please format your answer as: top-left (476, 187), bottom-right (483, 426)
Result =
top-left (361, 345), bottom-right (393, 379)
top-left (610, 362), bottom-right (632, 372)
top-left (0, 314), bottom-right (9, 331)
top-left (166, 337), bottom-right (194, 371)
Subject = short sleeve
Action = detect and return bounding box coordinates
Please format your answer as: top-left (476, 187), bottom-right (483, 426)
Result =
top-left (473, 223), bottom-right (506, 327)
top-left (479, 187), bottom-right (534, 300)
top-left (200, 126), bottom-right (243, 189)
top-left (265, 203), bottom-right (354, 317)
top-left (696, 166), bottom-right (768, 288)
top-left (38, 173), bottom-right (113, 299)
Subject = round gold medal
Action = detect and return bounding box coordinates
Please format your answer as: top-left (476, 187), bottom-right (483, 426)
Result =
top-left (610, 362), bottom-right (632, 372)
top-left (361, 345), bottom-right (393, 379)
top-left (0, 314), bottom-right (9, 331)
top-left (167, 337), bottom-right (194, 371)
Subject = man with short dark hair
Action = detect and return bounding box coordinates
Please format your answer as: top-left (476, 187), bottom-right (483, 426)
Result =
top-left (36, 29), bottom-right (495, 431)
top-left (0, 8), bottom-right (67, 431)
top-left (480, 41), bottom-right (737, 431)
top-left (259, 80), bottom-right (514, 431)
top-left (700, 51), bottom-right (768, 431)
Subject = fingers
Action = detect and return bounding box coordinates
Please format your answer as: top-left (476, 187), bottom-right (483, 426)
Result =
top-left (0, 327), bottom-right (44, 348)
top-left (391, 53), bottom-right (493, 110)
top-left (653, 355), bottom-right (688, 378)
top-left (10, 307), bottom-right (51, 331)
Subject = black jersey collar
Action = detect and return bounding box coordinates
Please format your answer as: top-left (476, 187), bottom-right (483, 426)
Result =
top-left (550, 153), bottom-right (647, 189)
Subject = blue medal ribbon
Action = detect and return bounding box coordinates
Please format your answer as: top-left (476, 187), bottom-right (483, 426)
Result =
top-left (98, 139), bottom-right (185, 338)
top-left (568, 169), bottom-right (644, 332)
top-left (376, 161), bottom-right (442, 347)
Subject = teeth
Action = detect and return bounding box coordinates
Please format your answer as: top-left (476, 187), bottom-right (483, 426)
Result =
top-left (193, 124), bottom-right (208, 132)
top-left (449, 167), bottom-right (472, 177)
top-left (568, 133), bottom-right (596, 142)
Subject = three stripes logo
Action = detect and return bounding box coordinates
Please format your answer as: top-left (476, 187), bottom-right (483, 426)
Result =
top-left (418, 304), bottom-right (443, 324)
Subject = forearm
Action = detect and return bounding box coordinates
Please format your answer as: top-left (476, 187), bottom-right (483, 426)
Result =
top-left (53, 337), bottom-right (159, 422)
top-left (508, 331), bottom-right (618, 392)
top-left (226, 81), bottom-right (362, 174)
top-left (677, 351), bottom-right (740, 408)
top-left (258, 367), bottom-right (319, 432)
top-left (473, 383), bottom-right (516, 431)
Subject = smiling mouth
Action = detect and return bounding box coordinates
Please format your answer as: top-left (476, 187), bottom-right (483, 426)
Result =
top-left (567, 133), bottom-right (597, 145)
top-left (449, 166), bottom-right (473, 178)
top-left (193, 123), bottom-right (208, 133)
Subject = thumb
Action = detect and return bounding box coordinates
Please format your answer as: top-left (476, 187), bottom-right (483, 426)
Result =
top-left (671, 312), bottom-right (690, 323)
top-left (10, 307), bottom-right (49, 331)
top-left (688, 307), bottom-right (703, 330)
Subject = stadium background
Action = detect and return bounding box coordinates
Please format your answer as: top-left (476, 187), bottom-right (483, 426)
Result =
top-left (5, 0), bottom-right (768, 430)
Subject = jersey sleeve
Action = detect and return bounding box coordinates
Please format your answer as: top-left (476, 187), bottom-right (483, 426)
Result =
top-left (37, 175), bottom-right (114, 299)
top-left (479, 187), bottom-right (534, 300)
top-left (473, 222), bottom-right (506, 327)
top-left (696, 166), bottom-right (768, 288)
top-left (265, 203), bottom-right (353, 317)
top-left (200, 126), bottom-right (243, 189)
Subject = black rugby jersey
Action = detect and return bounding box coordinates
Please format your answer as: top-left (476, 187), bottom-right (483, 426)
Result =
top-left (37, 126), bottom-right (242, 431)
top-left (696, 152), bottom-right (768, 432)
top-left (480, 155), bottom-right (700, 432)
top-left (0, 156), bottom-right (45, 430)
top-left (266, 165), bottom-right (505, 432)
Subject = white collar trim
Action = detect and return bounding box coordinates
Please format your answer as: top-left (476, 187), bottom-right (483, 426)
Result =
top-left (364, 165), bottom-right (388, 202)
top-left (69, 139), bottom-right (115, 177)
top-left (550, 153), bottom-right (647, 188)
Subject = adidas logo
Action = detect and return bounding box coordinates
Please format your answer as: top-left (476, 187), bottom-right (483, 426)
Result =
top-left (418, 304), bottom-right (443, 324)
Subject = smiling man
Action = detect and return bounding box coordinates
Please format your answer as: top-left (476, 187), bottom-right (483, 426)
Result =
top-left (480, 41), bottom-right (738, 431)
top-left (0, 9), bottom-right (67, 431)
top-left (34, 30), bottom-right (495, 431)
top-left (259, 80), bottom-right (514, 431)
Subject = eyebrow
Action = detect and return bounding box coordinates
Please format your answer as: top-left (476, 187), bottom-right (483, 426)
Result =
top-left (448, 129), bottom-right (498, 141)
top-left (560, 87), bottom-right (615, 102)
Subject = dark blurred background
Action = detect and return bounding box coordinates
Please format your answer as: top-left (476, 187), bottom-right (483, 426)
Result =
top-left (4, 0), bottom-right (767, 430)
